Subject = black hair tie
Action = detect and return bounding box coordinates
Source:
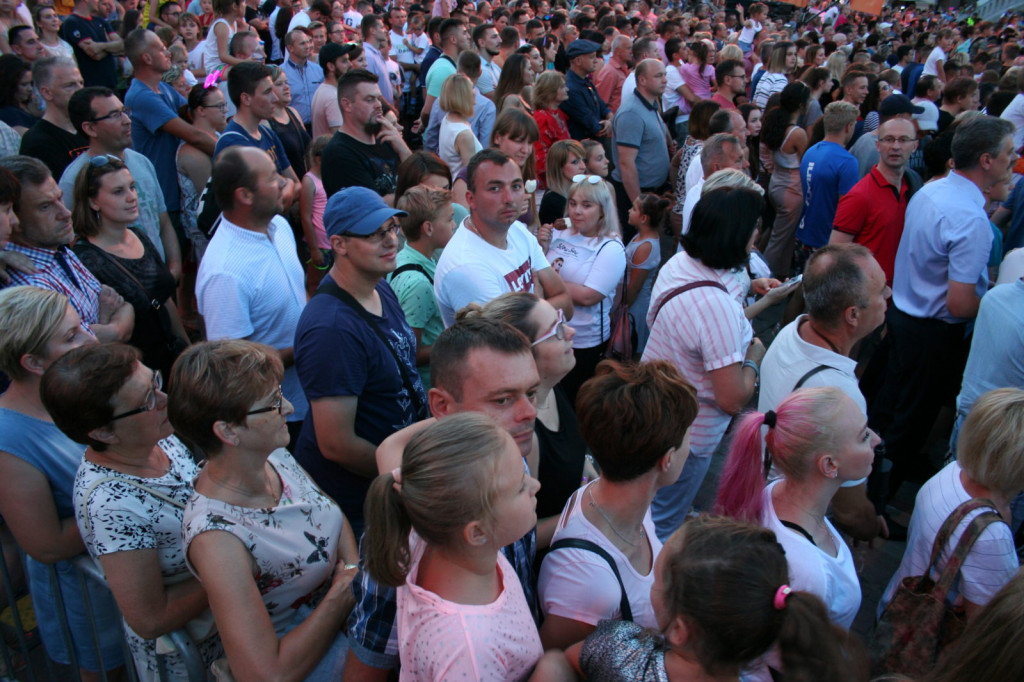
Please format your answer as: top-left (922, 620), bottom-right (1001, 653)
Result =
top-left (763, 410), bottom-right (777, 429)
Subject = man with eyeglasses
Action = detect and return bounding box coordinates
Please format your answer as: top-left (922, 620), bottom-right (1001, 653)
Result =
top-left (834, 115), bottom-right (923, 286)
top-left (197, 146), bottom-right (309, 449)
top-left (294, 186), bottom-right (425, 537)
top-left (711, 59), bottom-right (746, 110)
top-left (60, 86), bottom-right (182, 281)
top-left (20, 57), bottom-right (87, 181)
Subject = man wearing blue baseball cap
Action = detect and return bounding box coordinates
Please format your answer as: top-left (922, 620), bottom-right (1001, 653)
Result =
top-left (293, 185), bottom-right (427, 536)
top-left (560, 38), bottom-right (613, 141)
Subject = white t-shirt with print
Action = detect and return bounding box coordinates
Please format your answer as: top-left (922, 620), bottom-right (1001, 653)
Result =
top-left (546, 231), bottom-right (626, 348)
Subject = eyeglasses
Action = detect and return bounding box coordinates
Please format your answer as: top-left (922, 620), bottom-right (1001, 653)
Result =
top-left (348, 222), bottom-right (401, 243)
top-left (201, 101), bottom-right (227, 110)
top-left (110, 370), bottom-right (162, 421)
top-left (247, 386), bottom-right (285, 416)
top-left (88, 107), bottom-right (130, 123)
top-left (532, 308), bottom-right (569, 345)
top-left (89, 154), bottom-right (123, 168)
top-left (878, 136), bottom-right (915, 146)
top-left (572, 174), bottom-right (602, 184)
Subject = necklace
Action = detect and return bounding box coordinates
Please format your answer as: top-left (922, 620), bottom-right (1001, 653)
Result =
top-left (205, 469), bottom-right (278, 505)
top-left (587, 485), bottom-right (645, 548)
top-left (806, 320), bottom-right (842, 355)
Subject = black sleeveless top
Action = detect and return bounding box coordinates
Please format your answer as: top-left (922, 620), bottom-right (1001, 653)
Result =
top-left (534, 385), bottom-right (588, 519)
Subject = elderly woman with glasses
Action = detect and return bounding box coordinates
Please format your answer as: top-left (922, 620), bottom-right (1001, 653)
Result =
top-left (171, 339), bottom-right (359, 682)
top-left (71, 155), bottom-right (190, 378)
top-left (40, 342), bottom-right (222, 682)
top-left (544, 175), bottom-right (626, 403)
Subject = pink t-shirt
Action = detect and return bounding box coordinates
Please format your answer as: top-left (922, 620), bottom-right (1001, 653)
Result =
top-left (304, 171), bottom-right (328, 250)
top-left (679, 62), bottom-right (715, 101)
top-left (398, 534), bottom-right (543, 681)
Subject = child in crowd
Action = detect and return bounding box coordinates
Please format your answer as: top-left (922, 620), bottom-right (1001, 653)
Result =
top-left (583, 139), bottom-right (609, 178)
top-left (363, 414), bottom-right (545, 681)
top-left (569, 515), bottom-right (865, 682)
top-left (738, 2), bottom-right (767, 55)
top-left (300, 135), bottom-right (331, 297)
top-left (624, 193), bottom-right (669, 355)
top-left (390, 185), bottom-right (455, 389)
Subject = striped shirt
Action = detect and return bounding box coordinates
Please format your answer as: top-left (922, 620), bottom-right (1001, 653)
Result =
top-left (642, 251), bottom-right (752, 459)
top-left (2, 242), bottom-right (100, 328)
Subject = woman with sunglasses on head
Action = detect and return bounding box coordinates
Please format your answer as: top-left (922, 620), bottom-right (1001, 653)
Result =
top-left (177, 82), bottom-right (227, 259)
top-left (544, 175), bottom-right (626, 404)
top-left (40, 343), bottom-right (222, 682)
top-left (172, 339), bottom-right (360, 681)
top-left (72, 156), bottom-right (190, 379)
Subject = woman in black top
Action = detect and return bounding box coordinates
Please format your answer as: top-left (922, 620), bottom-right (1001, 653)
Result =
top-left (71, 156), bottom-right (189, 377)
top-left (472, 292), bottom-right (591, 519)
top-left (0, 54), bottom-right (38, 134)
top-left (267, 65), bottom-right (312, 177)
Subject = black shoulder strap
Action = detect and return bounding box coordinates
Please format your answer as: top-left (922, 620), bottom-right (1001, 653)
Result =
top-left (315, 279), bottom-right (427, 420)
top-left (547, 537), bottom-right (634, 622)
top-left (792, 365), bottom-right (831, 391)
top-left (780, 520), bottom-right (817, 547)
top-left (388, 263), bottom-right (433, 285)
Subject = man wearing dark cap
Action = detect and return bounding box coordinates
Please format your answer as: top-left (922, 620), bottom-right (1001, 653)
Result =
top-left (293, 185), bottom-right (426, 535)
top-left (848, 93), bottom-right (924, 178)
top-left (559, 38), bottom-right (612, 140)
top-left (311, 40), bottom-right (355, 137)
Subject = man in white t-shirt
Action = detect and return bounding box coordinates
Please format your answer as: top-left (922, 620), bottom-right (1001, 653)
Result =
top-left (760, 244), bottom-right (890, 541)
top-left (434, 149), bottom-right (572, 326)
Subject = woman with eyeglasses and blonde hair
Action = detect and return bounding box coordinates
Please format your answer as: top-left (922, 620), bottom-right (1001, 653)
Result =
top-left (0, 286), bottom-right (126, 681)
top-left (41, 342), bottom-right (222, 682)
top-left (72, 155), bottom-right (190, 379)
top-left (172, 339), bottom-right (360, 681)
top-left (177, 82), bottom-right (228, 259)
top-left (545, 175), bottom-right (626, 403)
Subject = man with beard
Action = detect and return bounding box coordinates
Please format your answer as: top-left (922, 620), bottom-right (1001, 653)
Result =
top-left (196, 146), bottom-right (309, 448)
top-left (322, 68), bottom-right (412, 200)
top-left (473, 23), bottom-right (501, 97)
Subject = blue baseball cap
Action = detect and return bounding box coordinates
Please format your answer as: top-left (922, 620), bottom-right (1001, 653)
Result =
top-left (323, 186), bottom-right (407, 238)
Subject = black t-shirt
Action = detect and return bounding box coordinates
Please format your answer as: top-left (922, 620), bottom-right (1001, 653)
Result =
top-left (61, 14), bottom-right (118, 89)
top-left (321, 131), bottom-right (400, 198)
top-left (534, 385), bottom-right (588, 519)
top-left (539, 190), bottom-right (567, 225)
top-left (20, 119), bottom-right (89, 181)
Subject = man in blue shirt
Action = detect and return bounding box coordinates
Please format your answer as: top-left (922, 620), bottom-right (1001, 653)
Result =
top-left (282, 26), bottom-right (324, 126)
top-left (124, 29), bottom-right (215, 227)
top-left (797, 101), bottom-right (859, 262)
top-left (560, 39), bottom-right (612, 141)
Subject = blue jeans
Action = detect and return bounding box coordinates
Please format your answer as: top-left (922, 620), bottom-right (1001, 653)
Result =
top-left (651, 451), bottom-right (710, 541)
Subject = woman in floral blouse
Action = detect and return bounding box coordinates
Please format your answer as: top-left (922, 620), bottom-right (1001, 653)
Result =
top-left (171, 339), bottom-right (359, 682)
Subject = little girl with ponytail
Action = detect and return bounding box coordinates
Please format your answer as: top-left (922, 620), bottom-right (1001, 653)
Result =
top-left (363, 413), bottom-right (545, 681)
top-left (569, 515), bottom-right (866, 682)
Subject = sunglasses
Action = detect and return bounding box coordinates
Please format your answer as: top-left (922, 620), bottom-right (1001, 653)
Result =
top-left (572, 174), bottom-right (602, 184)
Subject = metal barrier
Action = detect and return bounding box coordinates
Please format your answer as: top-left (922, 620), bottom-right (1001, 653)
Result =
top-left (0, 538), bottom-right (206, 682)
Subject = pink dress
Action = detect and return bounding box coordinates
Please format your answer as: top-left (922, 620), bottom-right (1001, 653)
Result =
top-left (306, 171), bottom-right (329, 250)
top-left (398, 534), bottom-right (543, 681)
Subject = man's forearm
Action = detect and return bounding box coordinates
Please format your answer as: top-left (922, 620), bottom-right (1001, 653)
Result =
top-left (620, 161), bottom-right (641, 202)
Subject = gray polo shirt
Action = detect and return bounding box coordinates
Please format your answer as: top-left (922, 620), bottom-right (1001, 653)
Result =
top-left (611, 87), bottom-right (670, 189)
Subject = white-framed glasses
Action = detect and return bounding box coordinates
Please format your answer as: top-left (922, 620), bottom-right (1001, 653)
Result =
top-left (572, 174), bottom-right (602, 185)
top-left (532, 309), bottom-right (568, 345)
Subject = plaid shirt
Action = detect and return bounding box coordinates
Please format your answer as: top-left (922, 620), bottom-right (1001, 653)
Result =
top-left (3, 242), bottom-right (100, 327)
top-left (347, 462), bottom-right (540, 669)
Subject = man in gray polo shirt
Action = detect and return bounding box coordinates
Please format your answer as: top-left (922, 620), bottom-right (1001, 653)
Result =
top-left (610, 58), bottom-right (672, 241)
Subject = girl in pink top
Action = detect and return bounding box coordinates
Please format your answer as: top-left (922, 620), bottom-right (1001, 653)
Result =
top-left (364, 414), bottom-right (547, 681)
top-left (300, 136), bottom-right (331, 297)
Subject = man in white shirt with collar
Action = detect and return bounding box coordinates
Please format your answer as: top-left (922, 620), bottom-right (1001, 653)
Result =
top-left (197, 146), bottom-right (309, 448)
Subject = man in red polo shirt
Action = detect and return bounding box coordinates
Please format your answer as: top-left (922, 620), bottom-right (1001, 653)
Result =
top-left (829, 117), bottom-right (922, 284)
top-left (711, 59), bottom-right (745, 110)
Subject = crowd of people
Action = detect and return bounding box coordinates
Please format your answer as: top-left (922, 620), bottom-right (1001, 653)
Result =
top-left (0, 0), bottom-right (1023, 679)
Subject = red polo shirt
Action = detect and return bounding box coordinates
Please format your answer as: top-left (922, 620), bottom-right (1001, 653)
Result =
top-left (832, 166), bottom-right (912, 284)
top-left (711, 92), bottom-right (738, 110)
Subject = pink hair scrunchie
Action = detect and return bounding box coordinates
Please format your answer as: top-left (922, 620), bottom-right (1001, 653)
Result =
top-left (773, 585), bottom-right (792, 610)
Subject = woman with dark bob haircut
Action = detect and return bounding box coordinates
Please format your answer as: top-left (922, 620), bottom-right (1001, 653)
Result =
top-left (642, 186), bottom-right (767, 541)
top-left (537, 359), bottom-right (699, 650)
top-left (169, 339), bottom-right (359, 681)
top-left (40, 342), bottom-right (222, 680)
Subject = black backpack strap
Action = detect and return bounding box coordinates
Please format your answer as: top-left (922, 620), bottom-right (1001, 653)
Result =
top-left (547, 538), bottom-right (633, 622)
top-left (388, 262), bottom-right (433, 285)
top-left (792, 365), bottom-right (831, 391)
top-left (315, 279), bottom-right (427, 420)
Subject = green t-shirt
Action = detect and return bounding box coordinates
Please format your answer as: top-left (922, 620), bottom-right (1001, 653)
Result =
top-left (388, 244), bottom-right (442, 388)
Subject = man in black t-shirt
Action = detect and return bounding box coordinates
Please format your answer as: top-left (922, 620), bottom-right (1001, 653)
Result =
top-left (321, 69), bottom-right (411, 202)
